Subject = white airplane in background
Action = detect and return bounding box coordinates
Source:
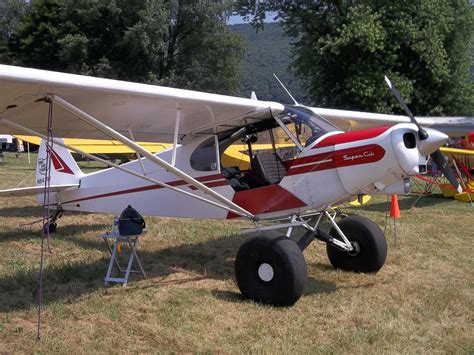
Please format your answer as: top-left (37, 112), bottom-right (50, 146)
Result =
top-left (0, 65), bottom-right (467, 306)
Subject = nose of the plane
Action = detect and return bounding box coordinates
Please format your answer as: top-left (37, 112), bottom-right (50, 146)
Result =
top-left (418, 128), bottom-right (448, 156)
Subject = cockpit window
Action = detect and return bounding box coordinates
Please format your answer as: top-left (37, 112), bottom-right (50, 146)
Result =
top-left (278, 105), bottom-right (339, 149)
top-left (215, 106), bottom-right (339, 191)
top-left (190, 137), bottom-right (219, 171)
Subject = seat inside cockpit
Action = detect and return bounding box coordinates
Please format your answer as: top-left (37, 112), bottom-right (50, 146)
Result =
top-left (219, 124), bottom-right (295, 191)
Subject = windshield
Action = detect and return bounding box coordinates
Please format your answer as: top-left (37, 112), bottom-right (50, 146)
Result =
top-left (279, 105), bottom-right (340, 148)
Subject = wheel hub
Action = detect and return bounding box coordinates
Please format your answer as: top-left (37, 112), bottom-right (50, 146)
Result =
top-left (257, 263), bottom-right (274, 282)
top-left (347, 241), bottom-right (361, 256)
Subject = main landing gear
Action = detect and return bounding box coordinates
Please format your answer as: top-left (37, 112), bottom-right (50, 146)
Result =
top-left (235, 235), bottom-right (307, 306)
top-left (235, 211), bottom-right (387, 306)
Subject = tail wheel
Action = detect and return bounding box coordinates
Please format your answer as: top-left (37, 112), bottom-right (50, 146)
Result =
top-left (43, 222), bottom-right (57, 235)
top-left (235, 234), bottom-right (307, 307)
top-left (327, 215), bottom-right (387, 273)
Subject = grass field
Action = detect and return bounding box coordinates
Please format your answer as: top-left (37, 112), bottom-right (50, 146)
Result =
top-left (0, 151), bottom-right (472, 353)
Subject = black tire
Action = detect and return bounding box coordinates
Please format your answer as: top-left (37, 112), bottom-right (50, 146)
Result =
top-left (235, 234), bottom-right (307, 307)
top-left (43, 222), bottom-right (57, 235)
top-left (326, 215), bottom-right (387, 273)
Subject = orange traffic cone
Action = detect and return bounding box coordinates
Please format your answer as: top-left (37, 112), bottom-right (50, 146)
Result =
top-left (390, 194), bottom-right (401, 219)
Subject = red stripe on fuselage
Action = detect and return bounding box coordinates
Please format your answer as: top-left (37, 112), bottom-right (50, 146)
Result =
top-left (287, 144), bottom-right (385, 176)
top-left (188, 179), bottom-right (230, 190)
top-left (60, 174), bottom-right (229, 205)
top-left (313, 126), bottom-right (391, 148)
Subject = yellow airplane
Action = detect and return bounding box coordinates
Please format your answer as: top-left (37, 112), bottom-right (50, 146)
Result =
top-left (438, 146), bottom-right (473, 203)
top-left (14, 135), bottom-right (288, 169)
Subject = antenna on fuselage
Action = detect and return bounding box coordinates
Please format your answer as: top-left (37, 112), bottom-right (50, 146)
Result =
top-left (273, 73), bottom-right (299, 105)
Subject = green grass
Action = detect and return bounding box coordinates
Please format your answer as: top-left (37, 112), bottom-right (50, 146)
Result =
top-left (0, 151), bottom-right (473, 353)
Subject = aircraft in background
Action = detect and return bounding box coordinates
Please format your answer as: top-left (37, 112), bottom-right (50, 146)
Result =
top-left (0, 64), bottom-right (467, 306)
top-left (437, 145), bottom-right (473, 203)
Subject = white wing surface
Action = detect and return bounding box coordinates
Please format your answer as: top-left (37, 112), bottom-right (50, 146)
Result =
top-left (310, 107), bottom-right (473, 136)
top-left (310, 107), bottom-right (430, 131)
top-left (0, 65), bottom-right (284, 143)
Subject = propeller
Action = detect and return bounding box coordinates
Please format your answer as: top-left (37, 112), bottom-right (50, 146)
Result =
top-left (384, 76), bottom-right (429, 140)
top-left (430, 150), bottom-right (462, 192)
top-left (384, 76), bottom-right (462, 193)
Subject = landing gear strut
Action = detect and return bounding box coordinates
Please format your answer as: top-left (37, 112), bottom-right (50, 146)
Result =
top-left (235, 210), bottom-right (387, 306)
top-left (326, 215), bottom-right (387, 273)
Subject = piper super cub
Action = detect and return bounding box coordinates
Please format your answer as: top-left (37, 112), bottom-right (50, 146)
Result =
top-left (0, 65), bottom-right (462, 306)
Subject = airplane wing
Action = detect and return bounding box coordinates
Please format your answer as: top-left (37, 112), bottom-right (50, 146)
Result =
top-left (310, 107), bottom-right (473, 136)
top-left (440, 147), bottom-right (474, 156)
top-left (0, 65), bottom-right (284, 143)
top-left (0, 184), bottom-right (79, 197)
top-left (14, 135), bottom-right (170, 154)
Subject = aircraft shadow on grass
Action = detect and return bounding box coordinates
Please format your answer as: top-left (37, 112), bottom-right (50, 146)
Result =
top-left (0, 224), bottom-right (109, 249)
top-left (0, 205), bottom-right (44, 217)
top-left (0, 232), bottom-right (336, 312)
top-left (0, 206), bottom-right (110, 218)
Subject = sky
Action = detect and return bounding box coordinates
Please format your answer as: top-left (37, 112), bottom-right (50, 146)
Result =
top-left (227, 12), bottom-right (279, 25)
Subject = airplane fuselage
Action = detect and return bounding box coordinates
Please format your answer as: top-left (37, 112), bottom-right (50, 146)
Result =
top-left (44, 123), bottom-right (426, 220)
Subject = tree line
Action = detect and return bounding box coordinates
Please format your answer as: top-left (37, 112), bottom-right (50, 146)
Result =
top-left (236, 0), bottom-right (474, 115)
top-left (1, 0), bottom-right (473, 115)
top-left (0, 0), bottom-right (244, 95)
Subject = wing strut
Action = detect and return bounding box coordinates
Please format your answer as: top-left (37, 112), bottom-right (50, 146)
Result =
top-left (127, 126), bottom-right (147, 176)
top-left (171, 109), bottom-right (180, 166)
top-left (0, 118), bottom-right (253, 218)
top-left (48, 94), bottom-right (254, 219)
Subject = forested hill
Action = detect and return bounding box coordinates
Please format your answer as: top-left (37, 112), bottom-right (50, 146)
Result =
top-left (229, 23), bottom-right (311, 105)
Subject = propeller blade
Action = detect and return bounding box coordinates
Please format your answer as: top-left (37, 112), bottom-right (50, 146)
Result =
top-left (430, 150), bottom-right (462, 193)
top-left (384, 76), bottom-right (429, 140)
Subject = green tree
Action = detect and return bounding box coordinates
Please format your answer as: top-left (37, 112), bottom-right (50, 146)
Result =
top-left (236, 0), bottom-right (474, 115)
top-left (4, 0), bottom-right (244, 95)
top-left (117, 1), bottom-right (244, 93)
top-left (5, 0), bottom-right (62, 68)
top-left (0, 0), bottom-right (28, 41)
top-left (230, 23), bottom-right (310, 103)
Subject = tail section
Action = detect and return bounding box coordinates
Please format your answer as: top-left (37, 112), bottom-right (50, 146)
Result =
top-left (36, 138), bottom-right (83, 186)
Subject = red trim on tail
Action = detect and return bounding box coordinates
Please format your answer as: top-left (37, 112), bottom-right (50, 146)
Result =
top-left (50, 149), bottom-right (74, 174)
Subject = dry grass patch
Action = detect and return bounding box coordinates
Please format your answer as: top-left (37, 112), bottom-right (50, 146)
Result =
top-left (0, 152), bottom-right (473, 353)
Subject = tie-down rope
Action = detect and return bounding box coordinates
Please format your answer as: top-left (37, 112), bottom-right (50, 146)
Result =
top-left (37, 99), bottom-right (54, 340)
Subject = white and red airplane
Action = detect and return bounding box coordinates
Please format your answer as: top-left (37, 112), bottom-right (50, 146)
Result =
top-left (0, 65), bottom-right (464, 306)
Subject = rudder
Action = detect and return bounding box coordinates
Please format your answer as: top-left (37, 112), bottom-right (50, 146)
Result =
top-left (36, 138), bottom-right (83, 186)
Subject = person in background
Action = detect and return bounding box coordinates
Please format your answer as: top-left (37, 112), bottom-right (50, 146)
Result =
top-left (15, 138), bottom-right (24, 159)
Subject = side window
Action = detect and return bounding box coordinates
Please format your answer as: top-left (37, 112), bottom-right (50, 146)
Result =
top-left (222, 141), bottom-right (250, 170)
top-left (190, 138), bottom-right (218, 171)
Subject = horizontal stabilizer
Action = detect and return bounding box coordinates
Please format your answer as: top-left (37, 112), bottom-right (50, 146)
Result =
top-left (0, 184), bottom-right (79, 197)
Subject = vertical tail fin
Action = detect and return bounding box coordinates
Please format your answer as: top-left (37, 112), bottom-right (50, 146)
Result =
top-left (36, 138), bottom-right (83, 186)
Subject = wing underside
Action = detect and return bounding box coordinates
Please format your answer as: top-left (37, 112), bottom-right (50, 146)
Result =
top-left (0, 65), bottom-right (284, 143)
